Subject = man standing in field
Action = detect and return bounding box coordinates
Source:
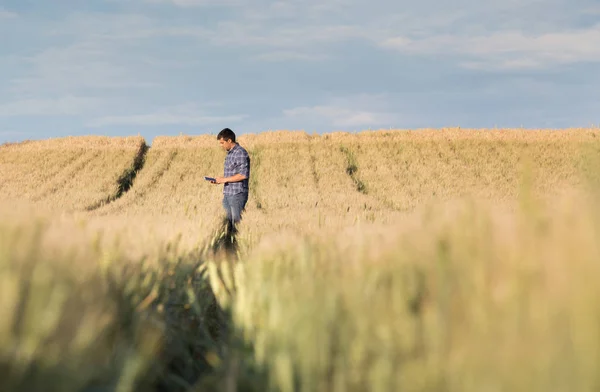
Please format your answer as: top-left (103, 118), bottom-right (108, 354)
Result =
top-left (211, 128), bottom-right (250, 227)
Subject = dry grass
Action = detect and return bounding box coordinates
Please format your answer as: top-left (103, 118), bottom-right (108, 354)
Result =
top-left (92, 136), bottom-right (222, 218)
top-left (85, 135), bottom-right (232, 254)
top-left (1, 128), bottom-right (600, 392)
top-left (335, 128), bottom-right (597, 210)
top-left (0, 136), bottom-right (147, 212)
top-left (0, 203), bottom-right (238, 392)
top-left (216, 191), bottom-right (600, 392)
top-left (229, 128), bottom-right (600, 248)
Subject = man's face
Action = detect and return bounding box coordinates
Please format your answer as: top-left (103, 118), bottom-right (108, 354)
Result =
top-left (218, 138), bottom-right (234, 151)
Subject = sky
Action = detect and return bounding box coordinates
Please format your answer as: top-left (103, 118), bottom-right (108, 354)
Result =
top-left (0, 0), bottom-right (599, 144)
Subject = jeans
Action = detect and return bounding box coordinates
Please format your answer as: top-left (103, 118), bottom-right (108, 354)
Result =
top-left (222, 192), bottom-right (249, 226)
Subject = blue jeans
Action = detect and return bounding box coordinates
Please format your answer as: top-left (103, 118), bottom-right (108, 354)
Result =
top-left (222, 192), bottom-right (249, 225)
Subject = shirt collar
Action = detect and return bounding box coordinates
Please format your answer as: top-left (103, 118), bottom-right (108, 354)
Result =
top-left (228, 143), bottom-right (239, 154)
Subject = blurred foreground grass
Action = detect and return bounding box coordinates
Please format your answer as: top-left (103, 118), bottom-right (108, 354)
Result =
top-left (213, 189), bottom-right (600, 392)
top-left (0, 210), bottom-right (252, 392)
top-left (4, 180), bottom-right (600, 392)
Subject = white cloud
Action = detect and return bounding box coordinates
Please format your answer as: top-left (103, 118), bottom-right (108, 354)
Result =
top-left (241, 0), bottom-right (353, 21)
top-left (146, 0), bottom-right (349, 12)
top-left (284, 106), bottom-right (396, 128)
top-left (381, 25), bottom-right (600, 69)
top-left (251, 51), bottom-right (329, 62)
top-left (0, 8), bottom-right (17, 19)
top-left (87, 103), bottom-right (247, 127)
top-left (11, 41), bottom-right (158, 96)
top-left (0, 130), bottom-right (26, 136)
top-left (144, 0), bottom-right (240, 6)
top-left (208, 22), bottom-right (371, 48)
top-left (88, 113), bottom-right (246, 127)
top-left (0, 96), bottom-right (102, 117)
top-left (126, 1), bottom-right (380, 52)
top-left (49, 13), bottom-right (156, 39)
top-left (8, 13), bottom-right (168, 97)
top-left (84, 18), bottom-right (375, 62)
top-left (587, 6), bottom-right (600, 15)
top-left (3, 0), bottom-right (598, 138)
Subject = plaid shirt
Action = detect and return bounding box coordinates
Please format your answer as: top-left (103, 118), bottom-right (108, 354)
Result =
top-left (223, 143), bottom-right (250, 195)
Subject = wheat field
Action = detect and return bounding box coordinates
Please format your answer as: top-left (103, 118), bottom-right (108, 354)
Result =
top-left (0, 136), bottom-right (147, 212)
top-left (1, 128), bottom-right (600, 392)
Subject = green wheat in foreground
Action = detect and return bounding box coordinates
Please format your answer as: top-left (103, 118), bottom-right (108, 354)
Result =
top-left (215, 192), bottom-right (600, 392)
top-left (0, 210), bottom-right (236, 392)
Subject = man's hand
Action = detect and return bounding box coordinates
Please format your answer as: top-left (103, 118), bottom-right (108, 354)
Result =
top-left (211, 174), bottom-right (246, 184)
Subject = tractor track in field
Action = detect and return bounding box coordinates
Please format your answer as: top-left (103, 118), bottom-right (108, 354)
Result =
top-left (85, 142), bottom-right (149, 211)
top-left (307, 142), bottom-right (323, 208)
top-left (339, 143), bottom-right (397, 211)
top-left (339, 144), bottom-right (368, 195)
top-left (94, 149), bottom-right (179, 215)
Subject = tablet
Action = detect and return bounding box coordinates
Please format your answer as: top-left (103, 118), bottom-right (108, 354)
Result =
top-left (204, 176), bottom-right (216, 182)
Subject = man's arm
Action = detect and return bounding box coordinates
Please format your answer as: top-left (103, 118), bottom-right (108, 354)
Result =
top-left (215, 173), bottom-right (246, 184)
top-left (214, 152), bottom-right (250, 184)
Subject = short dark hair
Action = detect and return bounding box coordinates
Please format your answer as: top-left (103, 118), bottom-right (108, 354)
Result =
top-left (217, 128), bottom-right (236, 143)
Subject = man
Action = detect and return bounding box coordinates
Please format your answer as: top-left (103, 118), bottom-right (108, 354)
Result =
top-left (211, 128), bottom-right (250, 227)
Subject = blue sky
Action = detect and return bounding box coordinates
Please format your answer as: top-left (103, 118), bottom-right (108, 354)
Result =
top-left (1, 0), bottom-right (599, 144)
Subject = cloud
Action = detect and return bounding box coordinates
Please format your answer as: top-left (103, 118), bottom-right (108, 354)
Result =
top-left (88, 113), bottom-right (246, 127)
top-left (0, 96), bottom-right (102, 117)
top-left (283, 95), bottom-right (400, 128)
top-left (0, 8), bottom-right (17, 19)
top-left (118, 1), bottom-right (381, 53)
top-left (143, 0), bottom-right (240, 6)
top-left (62, 14), bottom-right (375, 63)
top-left (11, 42), bottom-right (158, 96)
top-left (0, 130), bottom-right (26, 136)
top-left (381, 25), bottom-right (600, 69)
top-left (145, 0), bottom-right (348, 12)
top-left (284, 106), bottom-right (397, 128)
top-left (206, 23), bottom-right (372, 48)
top-left (8, 13), bottom-right (167, 97)
top-left (3, 0), bottom-right (598, 138)
top-left (250, 51), bottom-right (329, 62)
top-left (587, 6), bottom-right (600, 15)
top-left (163, 21), bottom-right (376, 62)
top-left (87, 104), bottom-right (247, 127)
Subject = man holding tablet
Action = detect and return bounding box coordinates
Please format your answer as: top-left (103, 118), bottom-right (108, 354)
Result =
top-left (206, 128), bottom-right (251, 227)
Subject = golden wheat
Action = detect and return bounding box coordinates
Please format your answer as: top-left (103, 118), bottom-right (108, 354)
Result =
top-left (1, 128), bottom-right (600, 392)
top-left (0, 136), bottom-right (146, 211)
top-left (220, 191), bottom-right (600, 392)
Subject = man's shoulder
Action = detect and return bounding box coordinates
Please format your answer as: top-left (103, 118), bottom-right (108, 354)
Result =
top-left (235, 144), bottom-right (249, 157)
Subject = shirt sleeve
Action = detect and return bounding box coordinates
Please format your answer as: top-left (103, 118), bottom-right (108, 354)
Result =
top-left (233, 151), bottom-right (250, 178)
